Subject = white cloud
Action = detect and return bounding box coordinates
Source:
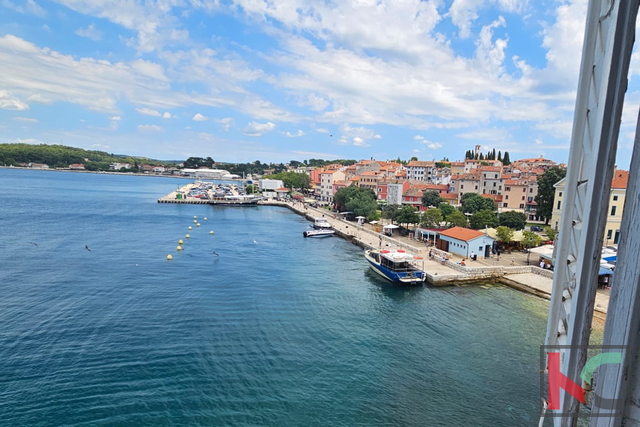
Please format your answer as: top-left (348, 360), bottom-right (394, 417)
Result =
top-left (110, 116), bottom-right (121, 121)
top-left (162, 111), bottom-right (173, 119)
top-left (285, 130), bottom-right (305, 137)
top-left (217, 117), bottom-right (234, 131)
top-left (12, 116), bottom-right (38, 123)
top-left (136, 107), bottom-right (161, 117)
top-left (2, 0), bottom-right (46, 17)
top-left (0, 90), bottom-right (29, 110)
top-left (192, 113), bottom-right (208, 121)
top-left (422, 141), bottom-right (443, 149)
top-left (0, 35), bottom-right (233, 114)
top-left (352, 136), bottom-right (369, 147)
top-left (414, 135), bottom-right (425, 141)
top-left (137, 124), bottom-right (163, 132)
top-left (75, 24), bottom-right (102, 41)
top-left (243, 121), bottom-right (276, 136)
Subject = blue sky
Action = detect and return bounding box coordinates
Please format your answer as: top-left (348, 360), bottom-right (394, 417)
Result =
top-left (1, 0), bottom-right (639, 165)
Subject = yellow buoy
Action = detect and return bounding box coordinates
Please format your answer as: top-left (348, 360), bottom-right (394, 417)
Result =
top-left (196, 223), bottom-right (201, 227)
top-left (186, 234), bottom-right (190, 239)
top-left (193, 216), bottom-right (197, 219)
top-left (178, 239), bottom-right (184, 244)
top-left (188, 226), bottom-right (192, 230)
top-left (176, 246), bottom-right (182, 251)
top-left (166, 254), bottom-right (173, 260)
top-left (209, 231), bottom-right (214, 235)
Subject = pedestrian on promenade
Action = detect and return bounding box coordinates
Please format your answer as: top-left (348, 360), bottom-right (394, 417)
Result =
top-left (379, 236), bottom-right (382, 248)
top-left (511, 256), bottom-right (515, 266)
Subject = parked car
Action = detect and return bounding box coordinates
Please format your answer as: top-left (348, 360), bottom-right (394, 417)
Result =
top-left (530, 225), bottom-right (544, 232)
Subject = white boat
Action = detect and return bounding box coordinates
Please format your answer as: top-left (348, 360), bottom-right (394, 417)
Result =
top-left (364, 249), bottom-right (427, 285)
top-left (313, 218), bottom-right (333, 230)
top-left (303, 229), bottom-right (336, 238)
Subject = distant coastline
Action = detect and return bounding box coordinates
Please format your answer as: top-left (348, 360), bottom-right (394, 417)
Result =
top-left (0, 166), bottom-right (193, 179)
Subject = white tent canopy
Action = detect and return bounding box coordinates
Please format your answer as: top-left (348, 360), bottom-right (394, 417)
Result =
top-left (383, 224), bottom-right (400, 229)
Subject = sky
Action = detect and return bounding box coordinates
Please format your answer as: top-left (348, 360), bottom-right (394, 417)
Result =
top-left (1, 0), bottom-right (640, 165)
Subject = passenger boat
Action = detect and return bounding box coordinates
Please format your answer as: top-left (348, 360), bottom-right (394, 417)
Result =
top-left (364, 249), bottom-right (427, 285)
top-left (303, 229), bottom-right (336, 238)
top-left (313, 218), bottom-right (333, 230)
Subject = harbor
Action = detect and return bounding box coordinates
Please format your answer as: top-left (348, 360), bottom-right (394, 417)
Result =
top-left (158, 180), bottom-right (610, 318)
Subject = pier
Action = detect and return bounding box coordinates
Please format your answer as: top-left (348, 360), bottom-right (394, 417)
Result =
top-left (158, 183), bottom-right (262, 205)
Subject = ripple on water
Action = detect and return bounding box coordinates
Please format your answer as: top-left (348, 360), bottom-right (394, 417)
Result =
top-left (0, 169), bottom-right (550, 426)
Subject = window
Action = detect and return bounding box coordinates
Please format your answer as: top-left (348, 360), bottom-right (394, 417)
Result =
top-left (493, 182), bottom-right (496, 187)
top-left (479, 246), bottom-right (483, 251)
top-left (483, 182), bottom-right (486, 186)
top-left (613, 195), bottom-right (618, 201)
top-left (530, 188), bottom-right (533, 192)
top-left (611, 206), bottom-right (617, 216)
top-left (523, 188), bottom-right (526, 192)
top-left (494, 174), bottom-right (498, 179)
top-left (505, 186), bottom-right (511, 191)
top-left (475, 185), bottom-right (478, 190)
top-left (555, 221), bottom-right (558, 230)
top-left (557, 201), bottom-right (561, 210)
top-left (499, 186), bottom-right (502, 191)
top-left (505, 195), bottom-right (509, 200)
top-left (503, 203), bottom-right (508, 207)
top-left (559, 192), bottom-right (563, 197)
top-left (461, 185), bottom-right (464, 189)
top-left (607, 229), bottom-right (613, 240)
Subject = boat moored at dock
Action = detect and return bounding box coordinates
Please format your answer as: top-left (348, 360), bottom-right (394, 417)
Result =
top-left (313, 217), bottom-right (333, 230)
top-left (364, 249), bottom-right (426, 285)
top-left (303, 228), bottom-right (336, 238)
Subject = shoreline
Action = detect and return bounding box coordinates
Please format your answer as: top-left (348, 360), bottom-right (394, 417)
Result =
top-left (256, 199), bottom-right (610, 322)
top-left (0, 166), bottom-right (200, 180)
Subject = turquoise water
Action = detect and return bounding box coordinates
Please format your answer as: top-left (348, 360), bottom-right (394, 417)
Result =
top-left (0, 169), bottom-right (551, 426)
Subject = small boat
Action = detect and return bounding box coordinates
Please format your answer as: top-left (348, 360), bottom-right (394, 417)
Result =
top-left (364, 249), bottom-right (427, 285)
top-left (313, 218), bottom-right (333, 230)
top-left (303, 229), bottom-right (336, 238)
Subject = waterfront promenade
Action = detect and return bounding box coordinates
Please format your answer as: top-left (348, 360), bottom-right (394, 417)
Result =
top-left (260, 199), bottom-right (611, 317)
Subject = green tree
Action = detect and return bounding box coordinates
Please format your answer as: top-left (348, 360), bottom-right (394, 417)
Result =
top-left (470, 209), bottom-right (499, 230)
top-left (269, 171), bottom-right (312, 191)
top-left (499, 210), bottom-right (527, 230)
top-left (245, 184), bottom-right (259, 194)
top-left (544, 226), bottom-right (558, 242)
top-left (535, 166), bottom-right (567, 224)
top-left (502, 151), bottom-right (511, 165)
top-left (446, 211), bottom-right (468, 228)
top-left (497, 151), bottom-right (502, 162)
top-left (382, 204), bottom-right (401, 223)
top-left (334, 186), bottom-right (376, 214)
top-left (461, 193), bottom-right (496, 214)
top-left (345, 191), bottom-right (378, 218)
top-left (393, 205), bottom-right (420, 227)
top-left (421, 208), bottom-right (443, 228)
top-left (438, 202), bottom-right (455, 217)
top-left (523, 230), bottom-right (543, 247)
top-left (495, 226), bottom-right (514, 245)
top-left (422, 190), bottom-right (445, 208)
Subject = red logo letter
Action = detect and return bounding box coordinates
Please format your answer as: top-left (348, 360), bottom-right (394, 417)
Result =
top-left (547, 352), bottom-right (585, 410)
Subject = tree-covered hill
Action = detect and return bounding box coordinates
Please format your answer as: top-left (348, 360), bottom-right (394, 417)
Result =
top-left (0, 143), bottom-right (163, 169)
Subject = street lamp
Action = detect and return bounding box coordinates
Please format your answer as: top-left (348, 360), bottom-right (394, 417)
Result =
top-left (526, 237), bottom-right (533, 265)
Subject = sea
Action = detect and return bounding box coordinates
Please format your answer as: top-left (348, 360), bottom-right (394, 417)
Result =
top-left (0, 168), bottom-right (555, 426)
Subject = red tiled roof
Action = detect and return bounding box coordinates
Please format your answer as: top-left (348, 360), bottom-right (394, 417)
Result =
top-left (612, 170), bottom-right (629, 189)
top-left (438, 227), bottom-right (486, 241)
